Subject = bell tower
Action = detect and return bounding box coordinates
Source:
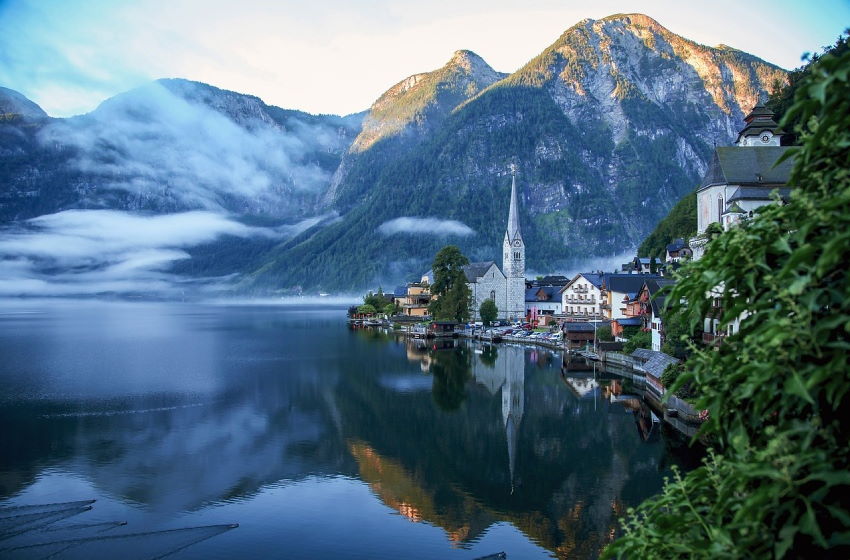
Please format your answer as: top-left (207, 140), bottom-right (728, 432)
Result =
top-left (502, 165), bottom-right (526, 320)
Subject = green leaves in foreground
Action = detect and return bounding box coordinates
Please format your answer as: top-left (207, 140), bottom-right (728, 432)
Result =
top-left (604, 43), bottom-right (850, 559)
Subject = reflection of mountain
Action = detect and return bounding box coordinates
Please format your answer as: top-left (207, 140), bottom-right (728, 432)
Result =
top-left (0, 305), bottom-right (692, 559)
top-left (0, 379), bottom-right (353, 512)
top-left (349, 440), bottom-right (495, 546)
top-left (335, 340), bottom-right (673, 558)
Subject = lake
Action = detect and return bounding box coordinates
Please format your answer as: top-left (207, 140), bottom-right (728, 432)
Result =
top-left (0, 301), bottom-right (698, 559)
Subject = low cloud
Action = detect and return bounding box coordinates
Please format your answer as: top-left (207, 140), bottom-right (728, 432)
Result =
top-left (0, 209), bottom-right (290, 296)
top-left (38, 81), bottom-right (345, 213)
top-left (377, 217), bottom-right (475, 237)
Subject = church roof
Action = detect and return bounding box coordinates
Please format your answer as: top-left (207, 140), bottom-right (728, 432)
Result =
top-left (727, 185), bottom-right (793, 203)
top-left (736, 103), bottom-right (786, 143)
top-left (743, 103), bottom-right (775, 122)
top-left (462, 261), bottom-right (499, 282)
top-left (699, 146), bottom-right (794, 191)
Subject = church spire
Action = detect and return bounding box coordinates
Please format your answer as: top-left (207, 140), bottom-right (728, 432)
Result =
top-left (506, 165), bottom-right (521, 242)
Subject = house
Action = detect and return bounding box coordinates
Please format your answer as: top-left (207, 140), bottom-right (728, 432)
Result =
top-left (665, 239), bottom-right (692, 262)
top-left (394, 281), bottom-right (432, 317)
top-left (560, 321), bottom-right (609, 350)
top-left (602, 274), bottom-right (664, 320)
top-left (611, 317), bottom-right (642, 341)
top-left (642, 279), bottom-right (675, 351)
top-left (620, 257), bottom-right (657, 274)
top-left (559, 273), bottom-right (605, 319)
top-left (525, 285), bottom-right (563, 318)
top-left (465, 170), bottom-right (526, 321)
top-left (692, 103), bottom-right (794, 259)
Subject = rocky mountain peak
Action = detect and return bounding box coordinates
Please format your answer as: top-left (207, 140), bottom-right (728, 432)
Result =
top-left (348, 50), bottom-right (505, 154)
top-left (0, 87), bottom-right (48, 120)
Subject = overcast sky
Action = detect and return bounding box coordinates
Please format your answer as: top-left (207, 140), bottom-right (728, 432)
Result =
top-left (1, 0), bottom-right (848, 117)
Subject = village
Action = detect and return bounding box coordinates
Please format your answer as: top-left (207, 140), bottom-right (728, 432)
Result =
top-left (349, 103), bottom-right (793, 433)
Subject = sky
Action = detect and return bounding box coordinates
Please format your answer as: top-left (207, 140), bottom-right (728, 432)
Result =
top-left (1, 0), bottom-right (848, 117)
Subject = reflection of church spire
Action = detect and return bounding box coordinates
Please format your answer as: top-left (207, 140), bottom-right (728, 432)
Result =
top-left (501, 348), bottom-right (525, 493)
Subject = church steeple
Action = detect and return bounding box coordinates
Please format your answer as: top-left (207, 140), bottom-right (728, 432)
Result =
top-left (506, 169), bottom-right (522, 243)
top-left (502, 164), bottom-right (526, 321)
top-left (735, 102), bottom-right (785, 146)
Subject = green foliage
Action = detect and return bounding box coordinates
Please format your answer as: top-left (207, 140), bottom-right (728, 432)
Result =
top-left (363, 288), bottom-right (393, 311)
top-left (383, 303), bottom-right (396, 316)
top-left (479, 298), bottom-right (498, 326)
top-left (767, 30), bottom-right (849, 145)
top-left (638, 190), bottom-right (698, 258)
top-left (356, 304), bottom-right (377, 315)
top-left (622, 330), bottom-right (651, 353)
top-left (596, 325), bottom-right (613, 342)
top-left (660, 307), bottom-right (700, 361)
top-left (428, 246), bottom-right (471, 323)
top-left (605, 44), bottom-right (850, 559)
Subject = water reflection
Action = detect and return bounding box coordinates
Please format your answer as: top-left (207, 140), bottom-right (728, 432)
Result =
top-left (0, 303), bottom-right (698, 559)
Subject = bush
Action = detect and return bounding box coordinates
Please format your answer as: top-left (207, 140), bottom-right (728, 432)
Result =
top-left (604, 43), bottom-right (850, 559)
top-left (622, 330), bottom-right (651, 353)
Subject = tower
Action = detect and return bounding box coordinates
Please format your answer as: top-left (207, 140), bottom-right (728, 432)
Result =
top-left (502, 166), bottom-right (526, 320)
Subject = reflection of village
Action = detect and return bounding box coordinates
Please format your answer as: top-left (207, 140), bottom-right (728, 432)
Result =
top-left (2, 321), bottom-right (696, 560)
top-left (347, 335), bottom-right (690, 558)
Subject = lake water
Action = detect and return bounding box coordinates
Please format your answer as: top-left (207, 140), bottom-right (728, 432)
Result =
top-left (0, 302), bottom-right (697, 559)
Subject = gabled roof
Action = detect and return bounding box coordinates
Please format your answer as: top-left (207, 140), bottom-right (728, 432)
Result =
top-left (393, 285), bottom-right (407, 297)
top-left (666, 238), bottom-right (688, 252)
top-left (526, 286), bottom-right (559, 302)
top-left (605, 274), bottom-right (662, 294)
top-left (562, 322), bottom-right (609, 332)
top-left (643, 278), bottom-right (675, 318)
top-left (561, 272), bottom-right (606, 293)
top-left (631, 349), bottom-right (680, 378)
top-left (726, 185), bottom-right (793, 203)
top-left (463, 261), bottom-right (501, 282)
top-left (699, 146), bottom-right (794, 191)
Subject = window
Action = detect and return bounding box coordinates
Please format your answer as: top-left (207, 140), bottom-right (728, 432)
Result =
top-left (490, 290), bottom-right (496, 301)
top-left (718, 196), bottom-right (724, 219)
top-left (513, 251), bottom-right (520, 260)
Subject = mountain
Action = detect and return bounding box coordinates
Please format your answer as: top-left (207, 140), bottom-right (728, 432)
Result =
top-left (0, 13), bottom-right (788, 294)
top-left (245, 13), bottom-right (786, 292)
top-left (0, 87), bottom-right (48, 120)
top-left (0, 79), bottom-right (363, 223)
top-left (322, 49), bottom-right (506, 209)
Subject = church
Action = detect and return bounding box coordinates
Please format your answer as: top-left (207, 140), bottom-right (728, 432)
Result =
top-left (464, 171), bottom-right (527, 321)
top-left (691, 103), bottom-right (794, 259)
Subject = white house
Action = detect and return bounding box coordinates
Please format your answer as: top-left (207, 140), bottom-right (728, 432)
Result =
top-left (559, 273), bottom-right (605, 319)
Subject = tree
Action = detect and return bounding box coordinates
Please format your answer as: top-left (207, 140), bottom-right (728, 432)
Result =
top-left (479, 298), bottom-right (498, 326)
top-left (622, 330), bottom-right (650, 353)
top-left (383, 303), bottom-right (396, 316)
top-left (357, 304), bottom-right (377, 315)
top-left (596, 325), bottom-right (613, 342)
top-left (428, 245), bottom-right (471, 322)
top-left (604, 44), bottom-right (850, 559)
